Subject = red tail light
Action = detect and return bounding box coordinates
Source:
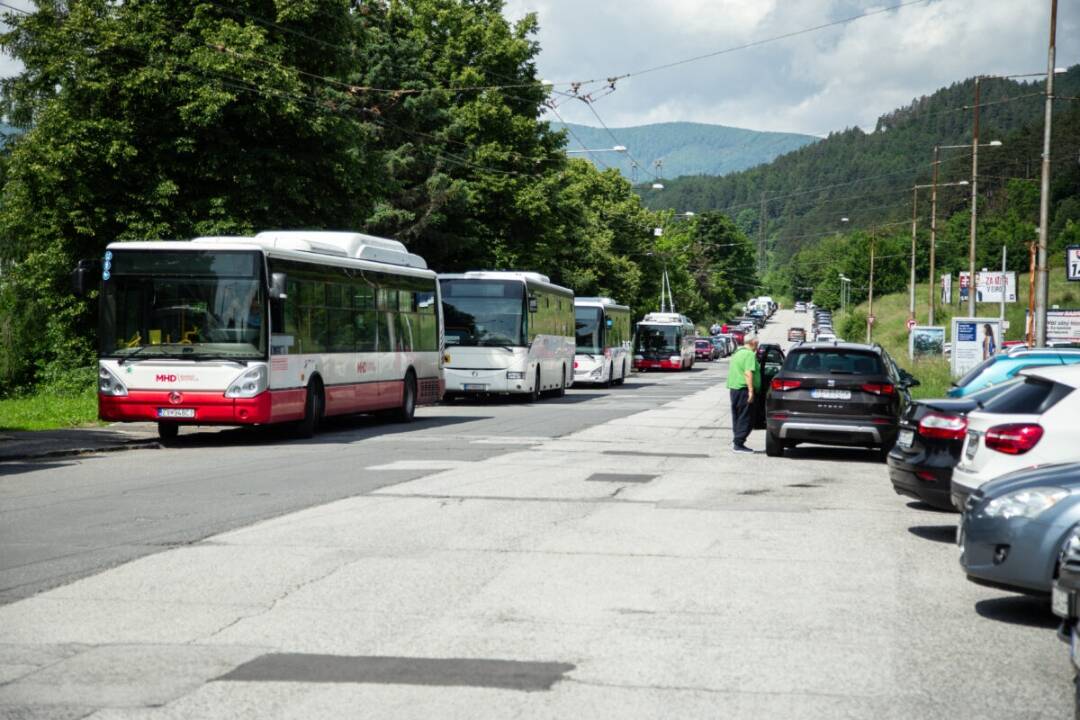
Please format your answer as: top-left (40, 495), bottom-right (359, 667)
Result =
top-left (918, 412), bottom-right (968, 441)
top-left (861, 383), bottom-right (896, 396)
top-left (573, 361), bottom-right (579, 369)
top-left (771, 378), bottom-right (802, 391)
top-left (985, 424), bottom-right (1044, 455)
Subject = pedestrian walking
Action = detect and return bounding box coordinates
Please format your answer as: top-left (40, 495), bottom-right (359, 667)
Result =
top-left (726, 334), bottom-right (760, 453)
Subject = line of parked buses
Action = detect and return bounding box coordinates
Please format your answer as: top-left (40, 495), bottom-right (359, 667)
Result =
top-left (72, 230), bottom-right (712, 441)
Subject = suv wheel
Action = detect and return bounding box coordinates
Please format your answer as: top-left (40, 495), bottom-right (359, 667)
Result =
top-left (765, 431), bottom-right (784, 457)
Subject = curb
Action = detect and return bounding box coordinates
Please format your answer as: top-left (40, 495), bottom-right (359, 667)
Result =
top-left (0, 440), bottom-right (162, 463)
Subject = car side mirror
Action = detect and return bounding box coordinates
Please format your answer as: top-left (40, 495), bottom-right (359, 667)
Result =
top-left (269, 272), bottom-right (288, 300)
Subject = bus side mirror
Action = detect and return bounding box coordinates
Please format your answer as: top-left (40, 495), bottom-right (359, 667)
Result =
top-left (528, 296), bottom-right (538, 313)
top-left (270, 272), bottom-right (288, 300)
top-left (71, 259), bottom-right (100, 298)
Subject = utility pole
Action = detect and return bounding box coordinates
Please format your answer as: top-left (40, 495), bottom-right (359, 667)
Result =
top-left (758, 192), bottom-right (767, 275)
top-left (867, 236), bottom-right (876, 343)
top-left (1028, 240), bottom-right (1037, 346)
top-left (909, 186), bottom-right (919, 323)
top-left (1035, 0), bottom-right (1058, 347)
top-left (929, 146), bottom-right (940, 326)
top-left (1000, 244), bottom-right (1007, 325)
top-left (968, 76), bottom-right (981, 317)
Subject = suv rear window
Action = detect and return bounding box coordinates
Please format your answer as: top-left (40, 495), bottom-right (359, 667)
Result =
top-left (981, 377), bottom-right (1073, 415)
top-left (785, 349), bottom-right (883, 375)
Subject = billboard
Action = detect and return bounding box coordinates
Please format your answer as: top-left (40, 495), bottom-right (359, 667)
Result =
top-left (1069, 246), bottom-right (1080, 281)
top-left (909, 326), bottom-right (946, 359)
top-left (1026, 309), bottom-right (1080, 343)
top-left (959, 271), bottom-right (1017, 303)
top-left (941, 274), bottom-right (952, 304)
top-left (950, 317), bottom-right (1003, 378)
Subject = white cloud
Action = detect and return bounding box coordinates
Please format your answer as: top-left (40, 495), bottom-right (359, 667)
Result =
top-left (504, 0), bottom-right (1080, 135)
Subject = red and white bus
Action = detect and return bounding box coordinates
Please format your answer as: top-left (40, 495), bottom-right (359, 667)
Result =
top-left (632, 312), bottom-right (696, 371)
top-left (81, 231), bottom-right (443, 440)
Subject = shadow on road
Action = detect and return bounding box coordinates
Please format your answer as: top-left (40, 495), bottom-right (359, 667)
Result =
top-left (0, 459), bottom-right (81, 478)
top-left (906, 500), bottom-right (958, 515)
top-left (782, 446), bottom-right (882, 464)
top-left (975, 595), bottom-right (1058, 629)
top-left (908, 524), bottom-right (958, 544)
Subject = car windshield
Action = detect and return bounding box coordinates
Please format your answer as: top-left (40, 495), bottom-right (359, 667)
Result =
top-left (636, 325), bottom-right (679, 356)
top-left (786, 349), bottom-right (883, 375)
top-left (101, 250), bottom-right (266, 360)
top-left (575, 307), bottom-right (603, 354)
top-left (441, 279), bottom-right (526, 347)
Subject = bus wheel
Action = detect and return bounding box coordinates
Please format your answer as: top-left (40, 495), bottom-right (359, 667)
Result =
top-left (296, 380), bottom-right (323, 439)
top-left (157, 422), bottom-right (179, 443)
top-left (391, 372), bottom-right (417, 423)
top-left (529, 367), bottom-right (541, 403)
top-left (554, 365), bottom-right (567, 397)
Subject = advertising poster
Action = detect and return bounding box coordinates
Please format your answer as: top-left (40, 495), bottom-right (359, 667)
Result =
top-left (950, 317), bottom-right (1002, 378)
top-left (959, 273), bottom-right (969, 302)
top-left (909, 326), bottom-right (946, 359)
top-left (959, 271), bottom-right (1017, 303)
top-left (1068, 245), bottom-right (1080, 282)
top-left (1026, 309), bottom-right (1080, 343)
top-left (941, 274), bottom-right (952, 304)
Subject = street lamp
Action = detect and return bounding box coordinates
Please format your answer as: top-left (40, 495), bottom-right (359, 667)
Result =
top-left (910, 179), bottom-right (968, 323)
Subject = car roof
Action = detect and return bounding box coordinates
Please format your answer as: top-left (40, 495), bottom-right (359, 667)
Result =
top-left (790, 341), bottom-right (880, 354)
top-left (1018, 363), bottom-right (1080, 387)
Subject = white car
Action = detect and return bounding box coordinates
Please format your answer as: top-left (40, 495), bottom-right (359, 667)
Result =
top-left (951, 364), bottom-right (1080, 510)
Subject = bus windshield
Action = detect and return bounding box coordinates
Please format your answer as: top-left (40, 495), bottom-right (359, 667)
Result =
top-left (575, 307), bottom-right (604, 354)
top-left (441, 279), bottom-right (526, 347)
top-left (635, 325), bottom-right (679, 356)
top-left (101, 250), bottom-right (267, 360)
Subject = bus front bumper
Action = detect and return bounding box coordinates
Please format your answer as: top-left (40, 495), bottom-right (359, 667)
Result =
top-left (634, 358), bottom-right (682, 370)
top-left (98, 390), bottom-right (294, 425)
top-left (444, 368), bottom-right (527, 395)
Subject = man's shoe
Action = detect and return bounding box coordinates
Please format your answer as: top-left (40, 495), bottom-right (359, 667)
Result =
top-left (732, 445), bottom-right (755, 454)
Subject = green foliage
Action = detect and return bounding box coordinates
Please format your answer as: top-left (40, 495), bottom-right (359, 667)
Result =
top-left (0, 385), bottom-right (98, 431)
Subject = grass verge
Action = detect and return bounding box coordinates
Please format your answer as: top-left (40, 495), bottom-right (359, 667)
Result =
top-left (0, 388), bottom-right (99, 432)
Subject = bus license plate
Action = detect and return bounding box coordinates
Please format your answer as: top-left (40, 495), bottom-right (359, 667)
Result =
top-left (462, 384), bottom-right (487, 391)
top-left (157, 408), bottom-right (195, 419)
top-left (897, 429), bottom-right (914, 448)
top-left (811, 389), bottom-right (851, 400)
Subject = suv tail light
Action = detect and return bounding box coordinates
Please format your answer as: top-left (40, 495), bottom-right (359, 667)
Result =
top-left (918, 412), bottom-right (968, 440)
top-left (771, 378), bottom-right (801, 392)
top-left (861, 383), bottom-right (896, 396)
top-left (985, 424), bottom-right (1044, 455)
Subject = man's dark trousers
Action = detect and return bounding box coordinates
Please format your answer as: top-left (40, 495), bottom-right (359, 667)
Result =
top-left (730, 388), bottom-right (753, 447)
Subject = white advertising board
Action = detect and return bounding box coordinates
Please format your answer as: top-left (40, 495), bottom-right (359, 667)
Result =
top-left (1026, 309), bottom-right (1080, 343)
top-left (910, 326), bottom-right (946, 359)
top-left (941, 274), bottom-right (952, 304)
top-left (950, 317), bottom-right (1003, 378)
top-left (959, 271), bottom-right (1017, 303)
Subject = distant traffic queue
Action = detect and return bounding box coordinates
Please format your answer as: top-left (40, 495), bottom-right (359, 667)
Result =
top-left (72, 230), bottom-right (701, 440)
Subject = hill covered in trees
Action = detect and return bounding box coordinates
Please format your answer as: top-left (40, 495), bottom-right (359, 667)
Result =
top-left (552, 121), bottom-right (817, 180)
top-left (646, 66), bottom-right (1080, 263)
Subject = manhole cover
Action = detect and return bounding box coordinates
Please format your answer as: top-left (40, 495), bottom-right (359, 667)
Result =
top-left (586, 473), bottom-right (657, 483)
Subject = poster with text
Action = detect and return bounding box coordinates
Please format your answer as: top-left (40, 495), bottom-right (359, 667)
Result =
top-left (959, 271), bottom-right (1017, 303)
top-left (950, 317), bottom-right (1002, 378)
top-left (941, 274), bottom-right (952, 304)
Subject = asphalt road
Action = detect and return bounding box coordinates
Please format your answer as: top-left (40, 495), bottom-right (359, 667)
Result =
top-left (0, 359), bottom-right (716, 604)
top-left (0, 311), bottom-right (1072, 719)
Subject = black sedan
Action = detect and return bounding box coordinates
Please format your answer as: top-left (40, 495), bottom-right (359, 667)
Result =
top-left (887, 380), bottom-right (1020, 511)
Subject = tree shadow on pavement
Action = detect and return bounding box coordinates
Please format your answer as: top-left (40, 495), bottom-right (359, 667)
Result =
top-left (975, 595), bottom-right (1058, 629)
top-left (908, 525), bottom-right (958, 543)
top-left (0, 459), bottom-right (80, 478)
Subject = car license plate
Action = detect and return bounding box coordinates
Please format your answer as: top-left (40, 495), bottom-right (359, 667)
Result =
top-left (811, 389), bottom-right (851, 400)
top-left (897, 429), bottom-right (914, 448)
top-left (157, 408), bottom-right (195, 419)
top-left (462, 384), bottom-right (487, 391)
top-left (1053, 585), bottom-right (1072, 619)
top-left (965, 431), bottom-right (980, 460)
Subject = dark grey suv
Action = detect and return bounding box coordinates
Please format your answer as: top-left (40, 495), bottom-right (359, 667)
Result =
top-left (764, 342), bottom-right (918, 459)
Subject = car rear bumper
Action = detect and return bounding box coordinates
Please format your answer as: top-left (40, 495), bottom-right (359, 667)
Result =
top-left (768, 416), bottom-right (897, 447)
top-left (887, 451), bottom-right (955, 510)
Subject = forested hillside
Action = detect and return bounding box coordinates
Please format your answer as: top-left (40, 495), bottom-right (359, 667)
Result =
top-left (647, 67), bottom-right (1080, 260)
top-left (552, 121), bottom-right (817, 180)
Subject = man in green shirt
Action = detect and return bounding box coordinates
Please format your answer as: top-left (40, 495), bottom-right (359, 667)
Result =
top-left (726, 335), bottom-right (761, 453)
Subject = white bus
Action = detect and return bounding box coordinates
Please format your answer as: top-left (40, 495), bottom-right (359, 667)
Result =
top-left (439, 271), bottom-right (575, 400)
top-left (633, 312), bottom-right (696, 371)
top-left (574, 296), bottom-right (632, 387)
top-left (79, 231), bottom-right (443, 440)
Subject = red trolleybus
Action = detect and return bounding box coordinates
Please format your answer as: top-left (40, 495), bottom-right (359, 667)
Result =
top-left (632, 312), bottom-right (696, 371)
top-left (82, 231), bottom-right (443, 440)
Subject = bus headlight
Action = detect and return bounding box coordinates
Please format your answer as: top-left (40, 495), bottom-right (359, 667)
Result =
top-left (506, 371), bottom-right (525, 380)
top-left (98, 366), bottom-right (128, 396)
top-left (225, 366), bottom-right (268, 399)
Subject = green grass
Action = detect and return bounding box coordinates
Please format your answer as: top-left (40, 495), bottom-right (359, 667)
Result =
top-left (0, 387), bottom-right (100, 432)
top-left (836, 264), bottom-right (1077, 399)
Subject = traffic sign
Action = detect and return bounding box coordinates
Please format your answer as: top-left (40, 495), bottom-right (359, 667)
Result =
top-left (906, 318), bottom-right (917, 331)
top-left (868, 315), bottom-right (876, 325)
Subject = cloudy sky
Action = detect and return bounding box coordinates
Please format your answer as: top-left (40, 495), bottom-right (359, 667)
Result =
top-left (501, 0), bottom-right (1080, 136)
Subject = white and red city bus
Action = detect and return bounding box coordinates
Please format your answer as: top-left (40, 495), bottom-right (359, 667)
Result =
top-left (88, 231), bottom-right (443, 440)
top-left (633, 312), bottom-right (696, 371)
